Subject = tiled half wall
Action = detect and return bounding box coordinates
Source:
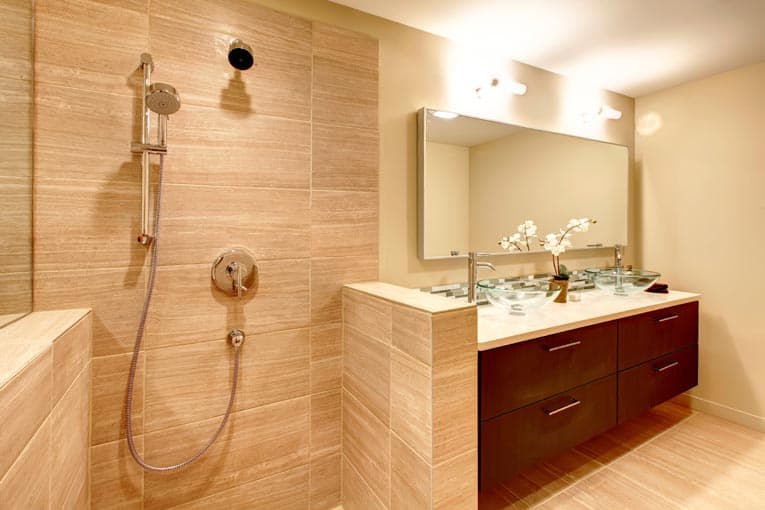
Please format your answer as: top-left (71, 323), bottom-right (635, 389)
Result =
top-left (32, 1), bottom-right (379, 508)
top-left (342, 286), bottom-right (478, 510)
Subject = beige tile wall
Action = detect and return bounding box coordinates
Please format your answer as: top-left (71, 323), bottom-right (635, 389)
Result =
top-left (0, 0), bottom-right (33, 323)
top-left (342, 288), bottom-right (478, 510)
top-left (0, 313), bottom-right (91, 509)
top-left (32, 0), bottom-right (378, 508)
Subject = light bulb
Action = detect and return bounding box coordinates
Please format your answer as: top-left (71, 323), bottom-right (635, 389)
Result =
top-left (432, 110), bottom-right (459, 120)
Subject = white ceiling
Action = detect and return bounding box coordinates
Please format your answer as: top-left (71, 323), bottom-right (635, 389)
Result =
top-left (329, 0), bottom-right (765, 97)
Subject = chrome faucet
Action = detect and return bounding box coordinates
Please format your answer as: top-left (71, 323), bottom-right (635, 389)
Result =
top-left (468, 252), bottom-right (496, 303)
top-left (614, 244), bottom-right (624, 271)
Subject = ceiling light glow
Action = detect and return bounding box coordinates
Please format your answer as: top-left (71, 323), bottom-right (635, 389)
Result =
top-left (432, 110), bottom-right (460, 120)
top-left (475, 77), bottom-right (527, 99)
top-left (598, 105), bottom-right (622, 120)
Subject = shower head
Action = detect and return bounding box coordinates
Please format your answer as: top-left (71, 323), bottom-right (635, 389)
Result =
top-left (146, 82), bottom-right (181, 115)
top-left (228, 39), bottom-right (254, 71)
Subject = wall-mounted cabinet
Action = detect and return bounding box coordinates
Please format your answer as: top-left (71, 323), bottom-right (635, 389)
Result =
top-left (479, 301), bottom-right (699, 490)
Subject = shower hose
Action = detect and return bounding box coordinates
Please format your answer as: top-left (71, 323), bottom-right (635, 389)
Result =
top-left (125, 154), bottom-right (241, 472)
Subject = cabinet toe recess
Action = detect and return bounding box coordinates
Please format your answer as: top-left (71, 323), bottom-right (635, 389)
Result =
top-left (479, 300), bottom-right (699, 490)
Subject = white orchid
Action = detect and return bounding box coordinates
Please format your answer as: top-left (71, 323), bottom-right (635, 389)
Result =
top-left (542, 218), bottom-right (597, 275)
top-left (499, 220), bottom-right (538, 252)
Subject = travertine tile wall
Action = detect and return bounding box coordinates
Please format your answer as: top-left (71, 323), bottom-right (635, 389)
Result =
top-left (0, 0), bottom-right (33, 323)
top-left (0, 312), bottom-right (91, 509)
top-left (342, 288), bottom-right (478, 510)
top-left (32, 0), bottom-right (378, 508)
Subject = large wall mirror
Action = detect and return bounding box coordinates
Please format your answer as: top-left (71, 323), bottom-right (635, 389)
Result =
top-left (417, 107), bottom-right (629, 260)
top-left (0, 0), bottom-right (34, 327)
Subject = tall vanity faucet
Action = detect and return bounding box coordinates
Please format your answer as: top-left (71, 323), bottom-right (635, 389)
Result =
top-left (614, 244), bottom-right (624, 270)
top-left (468, 252), bottom-right (496, 303)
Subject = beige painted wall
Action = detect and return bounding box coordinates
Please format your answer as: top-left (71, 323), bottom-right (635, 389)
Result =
top-left (469, 129), bottom-right (629, 253)
top-left (253, 0), bottom-right (635, 288)
top-left (635, 62), bottom-right (765, 429)
top-left (423, 142), bottom-right (469, 257)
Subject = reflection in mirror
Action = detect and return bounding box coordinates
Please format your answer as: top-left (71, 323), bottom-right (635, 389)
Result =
top-left (418, 108), bottom-right (629, 260)
top-left (0, 0), bottom-right (34, 327)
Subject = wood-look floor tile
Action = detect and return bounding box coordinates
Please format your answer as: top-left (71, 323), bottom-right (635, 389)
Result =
top-left (170, 464), bottom-right (310, 510)
top-left (143, 397), bottom-right (309, 510)
top-left (390, 348), bottom-right (432, 463)
top-left (312, 190), bottom-right (378, 258)
top-left (35, 0), bottom-right (147, 94)
top-left (90, 437), bottom-right (144, 510)
top-left (311, 389), bottom-right (341, 460)
top-left (0, 418), bottom-right (51, 510)
top-left (34, 178), bottom-right (143, 271)
top-left (343, 454), bottom-right (386, 510)
top-left (52, 314), bottom-right (91, 405)
top-left (434, 448), bottom-right (478, 510)
top-left (311, 453), bottom-right (341, 510)
top-left (391, 433), bottom-right (431, 510)
top-left (607, 413), bottom-right (765, 509)
top-left (91, 352), bottom-right (144, 446)
top-left (343, 389), bottom-right (390, 507)
top-left (35, 82), bottom-right (141, 183)
top-left (343, 288), bottom-right (391, 344)
top-left (34, 266), bottom-right (145, 357)
top-left (311, 255), bottom-right (377, 324)
top-left (51, 366), bottom-right (90, 510)
top-left (0, 0), bottom-right (33, 78)
top-left (344, 325), bottom-right (390, 425)
top-left (535, 468), bottom-right (683, 510)
top-left (157, 184), bottom-right (309, 265)
top-left (145, 260), bottom-right (309, 349)
top-left (392, 304), bottom-right (432, 366)
top-left (312, 123), bottom-right (379, 191)
top-left (144, 328), bottom-right (309, 433)
top-left (312, 57), bottom-right (378, 129)
top-left (161, 103), bottom-right (310, 188)
top-left (0, 349), bottom-right (51, 480)
top-left (150, 0), bottom-right (311, 118)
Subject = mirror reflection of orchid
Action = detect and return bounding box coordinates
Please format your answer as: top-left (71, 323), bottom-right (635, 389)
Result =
top-left (498, 217), bottom-right (597, 278)
top-left (498, 220), bottom-right (538, 252)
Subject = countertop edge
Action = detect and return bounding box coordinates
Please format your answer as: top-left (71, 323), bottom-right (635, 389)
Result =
top-left (478, 293), bottom-right (700, 351)
top-left (344, 281), bottom-right (475, 314)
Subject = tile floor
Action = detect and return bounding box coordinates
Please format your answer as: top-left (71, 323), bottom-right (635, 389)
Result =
top-left (479, 401), bottom-right (765, 509)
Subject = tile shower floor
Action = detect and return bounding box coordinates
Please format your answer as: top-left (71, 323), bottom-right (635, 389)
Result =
top-left (479, 401), bottom-right (765, 509)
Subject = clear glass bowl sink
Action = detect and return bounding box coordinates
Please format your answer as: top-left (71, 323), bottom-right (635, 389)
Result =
top-left (593, 269), bottom-right (661, 295)
top-left (478, 280), bottom-right (561, 315)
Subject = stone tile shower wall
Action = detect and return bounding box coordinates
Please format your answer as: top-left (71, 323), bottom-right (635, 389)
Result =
top-left (32, 1), bottom-right (378, 508)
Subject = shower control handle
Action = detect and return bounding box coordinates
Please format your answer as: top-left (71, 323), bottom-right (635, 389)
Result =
top-left (212, 248), bottom-right (257, 298)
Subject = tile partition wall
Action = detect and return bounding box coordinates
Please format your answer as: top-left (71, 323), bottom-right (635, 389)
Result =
top-left (0, 310), bottom-right (91, 508)
top-left (0, 0), bottom-right (33, 323)
top-left (342, 284), bottom-right (478, 510)
top-left (32, 0), bottom-right (378, 508)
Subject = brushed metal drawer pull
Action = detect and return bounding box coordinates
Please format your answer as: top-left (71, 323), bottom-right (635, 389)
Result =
top-left (655, 314), bottom-right (679, 323)
top-left (654, 361), bottom-right (680, 372)
top-left (544, 399), bottom-right (581, 416)
top-left (546, 340), bottom-right (582, 352)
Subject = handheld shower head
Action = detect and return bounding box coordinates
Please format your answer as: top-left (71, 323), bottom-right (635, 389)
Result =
top-left (146, 82), bottom-right (181, 115)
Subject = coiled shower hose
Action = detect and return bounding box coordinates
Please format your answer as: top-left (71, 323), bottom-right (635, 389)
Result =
top-left (125, 154), bottom-right (241, 472)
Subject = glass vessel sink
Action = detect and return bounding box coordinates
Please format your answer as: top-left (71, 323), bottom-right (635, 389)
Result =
top-left (593, 269), bottom-right (661, 295)
top-left (478, 280), bottom-right (561, 315)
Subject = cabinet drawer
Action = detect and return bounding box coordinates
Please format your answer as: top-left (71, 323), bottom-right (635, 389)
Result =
top-left (480, 375), bottom-right (616, 490)
top-left (618, 344), bottom-right (698, 423)
top-left (618, 301), bottom-right (698, 370)
top-left (480, 321), bottom-right (617, 420)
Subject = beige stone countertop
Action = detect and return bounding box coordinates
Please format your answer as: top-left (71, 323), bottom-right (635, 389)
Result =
top-left (345, 281), bottom-right (475, 314)
top-left (0, 309), bottom-right (91, 388)
top-left (478, 289), bottom-right (700, 351)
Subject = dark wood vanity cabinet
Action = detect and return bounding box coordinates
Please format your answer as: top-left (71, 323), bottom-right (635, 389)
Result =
top-left (479, 300), bottom-right (699, 490)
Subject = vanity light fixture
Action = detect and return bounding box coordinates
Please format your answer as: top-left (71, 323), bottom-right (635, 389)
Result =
top-left (432, 110), bottom-right (460, 120)
top-left (475, 77), bottom-right (528, 99)
top-left (599, 105), bottom-right (623, 120)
